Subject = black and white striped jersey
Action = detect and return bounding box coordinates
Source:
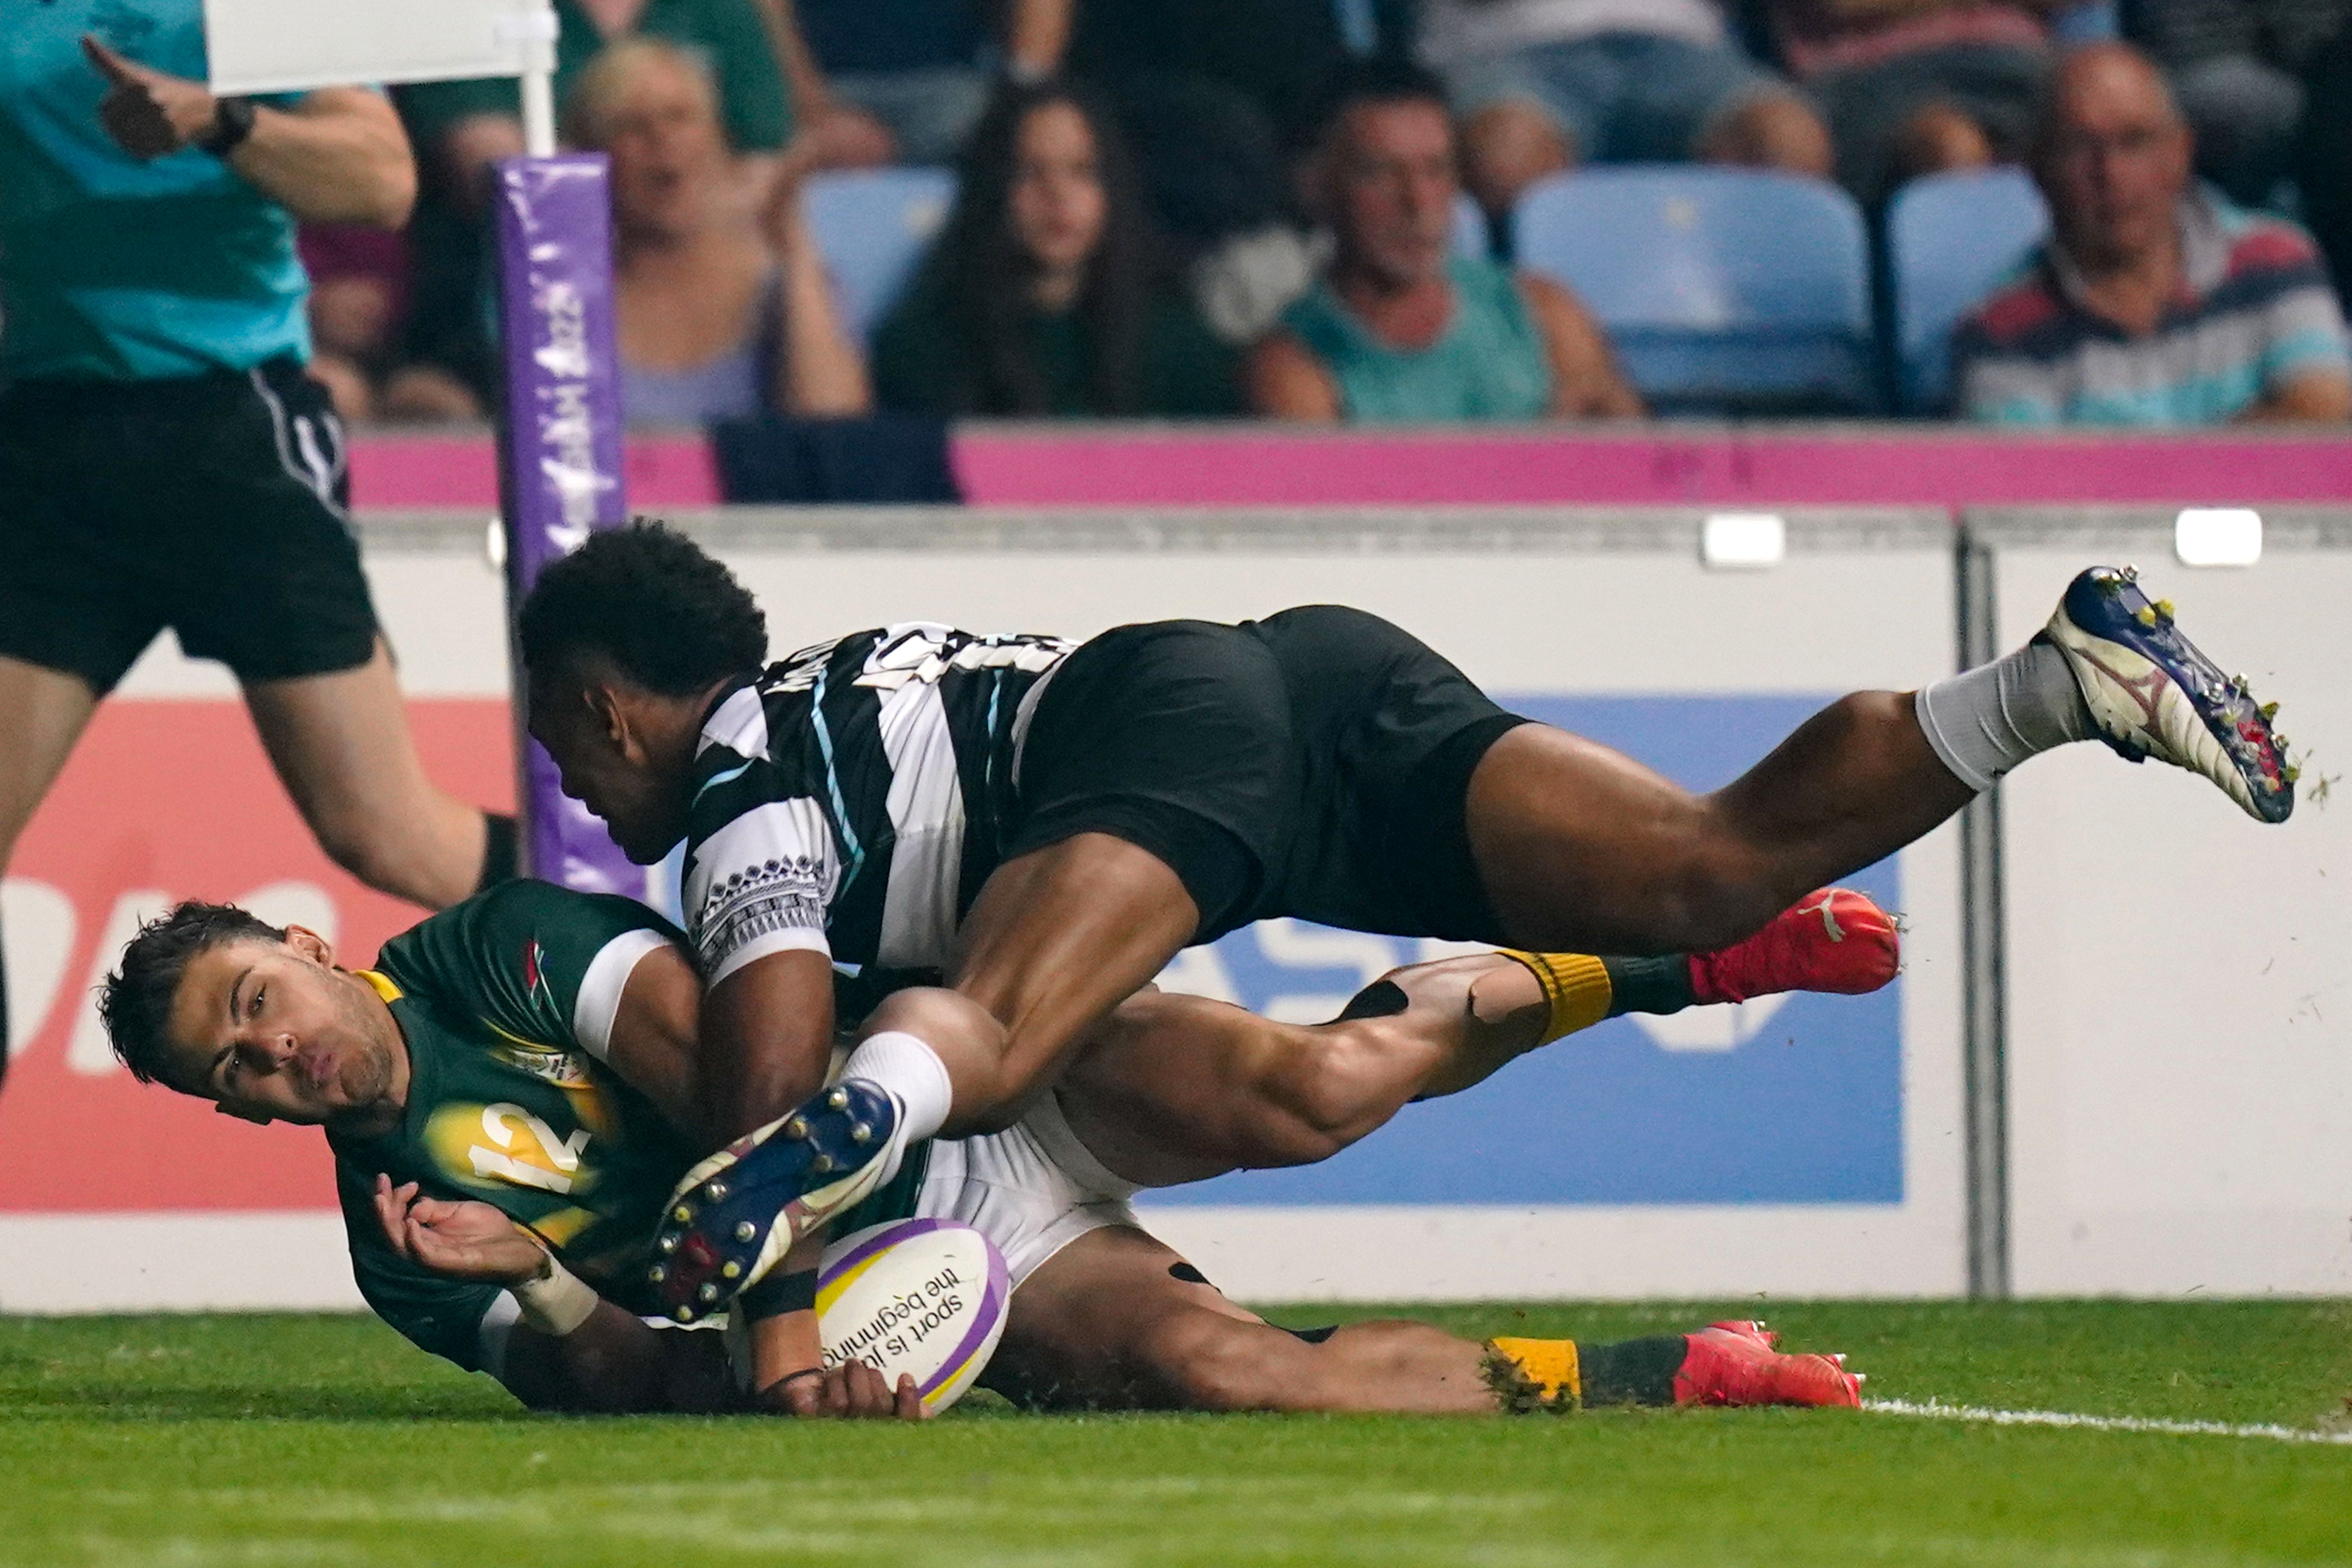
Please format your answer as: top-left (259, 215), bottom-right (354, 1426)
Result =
top-left (681, 622), bottom-right (1074, 986)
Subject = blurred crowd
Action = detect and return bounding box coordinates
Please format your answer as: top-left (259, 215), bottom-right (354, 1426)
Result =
top-left (304, 0), bottom-right (2352, 428)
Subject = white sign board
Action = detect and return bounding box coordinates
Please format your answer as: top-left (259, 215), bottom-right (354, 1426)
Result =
top-left (1988, 512), bottom-right (2352, 1296)
top-left (204, 0), bottom-right (530, 94)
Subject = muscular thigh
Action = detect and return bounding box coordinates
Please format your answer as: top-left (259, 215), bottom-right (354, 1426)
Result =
top-left (1054, 988), bottom-right (1303, 1187)
top-left (1463, 721), bottom-right (1742, 951)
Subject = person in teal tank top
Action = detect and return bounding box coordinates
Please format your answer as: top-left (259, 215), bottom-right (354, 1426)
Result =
top-left (1282, 254), bottom-right (1557, 420)
top-left (1247, 58), bottom-right (1643, 422)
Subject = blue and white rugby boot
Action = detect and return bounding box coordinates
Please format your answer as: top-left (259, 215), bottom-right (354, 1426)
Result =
top-left (2043, 565), bottom-right (2296, 824)
top-left (647, 1080), bottom-right (898, 1323)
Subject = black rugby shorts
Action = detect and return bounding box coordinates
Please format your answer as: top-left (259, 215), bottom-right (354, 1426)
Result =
top-left (1003, 606), bottom-right (1528, 944)
top-left (0, 358), bottom-right (380, 694)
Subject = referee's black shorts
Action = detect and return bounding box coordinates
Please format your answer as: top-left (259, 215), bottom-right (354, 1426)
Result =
top-left (1004, 606), bottom-right (1529, 945)
top-left (0, 358), bottom-right (381, 694)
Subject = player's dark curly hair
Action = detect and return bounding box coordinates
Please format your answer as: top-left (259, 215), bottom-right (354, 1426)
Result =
top-left (517, 520), bottom-right (768, 694)
top-left (100, 903), bottom-right (287, 1089)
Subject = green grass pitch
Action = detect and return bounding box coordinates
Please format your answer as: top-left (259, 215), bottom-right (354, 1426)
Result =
top-left (0, 1300), bottom-right (2346, 1567)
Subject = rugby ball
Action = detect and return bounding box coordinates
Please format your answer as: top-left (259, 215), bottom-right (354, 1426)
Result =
top-left (818, 1218), bottom-right (1010, 1413)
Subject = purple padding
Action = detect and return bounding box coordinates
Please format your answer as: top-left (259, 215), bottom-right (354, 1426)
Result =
top-left (492, 154), bottom-right (641, 894)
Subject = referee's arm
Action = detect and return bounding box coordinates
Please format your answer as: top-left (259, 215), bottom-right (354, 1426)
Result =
top-left (82, 36), bottom-right (416, 229)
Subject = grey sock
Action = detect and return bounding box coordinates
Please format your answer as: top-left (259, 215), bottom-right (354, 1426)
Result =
top-left (1915, 638), bottom-right (2096, 793)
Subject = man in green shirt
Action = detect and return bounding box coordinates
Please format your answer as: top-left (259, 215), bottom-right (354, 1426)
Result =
top-left (100, 879), bottom-right (1871, 1416)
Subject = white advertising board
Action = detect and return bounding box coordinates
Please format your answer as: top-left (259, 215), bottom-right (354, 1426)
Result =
top-left (0, 509), bottom-right (1968, 1308)
top-left (1986, 509), bottom-right (2352, 1295)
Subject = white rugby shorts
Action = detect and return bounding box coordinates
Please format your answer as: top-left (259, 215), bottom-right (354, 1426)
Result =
top-left (908, 1092), bottom-right (1143, 1288)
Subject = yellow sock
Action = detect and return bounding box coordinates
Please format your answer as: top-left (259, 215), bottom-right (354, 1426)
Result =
top-left (1495, 951), bottom-right (1613, 1044)
top-left (1484, 1336), bottom-right (1582, 1413)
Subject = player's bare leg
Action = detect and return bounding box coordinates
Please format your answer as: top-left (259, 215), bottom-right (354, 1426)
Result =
top-left (1052, 889), bottom-right (1897, 1187)
top-left (1466, 702), bottom-right (1969, 955)
top-left (987, 1225), bottom-right (1492, 1413)
top-left (986, 1225), bottom-right (1860, 1414)
top-left (1469, 567), bottom-right (2293, 953)
top-left (0, 655), bottom-right (101, 1075)
top-left (244, 638), bottom-right (498, 910)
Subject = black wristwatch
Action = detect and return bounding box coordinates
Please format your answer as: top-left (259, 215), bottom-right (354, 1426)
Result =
top-left (197, 95), bottom-right (258, 158)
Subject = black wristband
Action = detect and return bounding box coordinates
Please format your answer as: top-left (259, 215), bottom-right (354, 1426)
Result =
top-left (198, 96), bottom-right (258, 158)
top-left (739, 1269), bottom-right (819, 1320)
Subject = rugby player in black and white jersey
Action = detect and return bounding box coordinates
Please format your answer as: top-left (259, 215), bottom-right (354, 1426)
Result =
top-left (517, 522), bottom-right (2293, 1379)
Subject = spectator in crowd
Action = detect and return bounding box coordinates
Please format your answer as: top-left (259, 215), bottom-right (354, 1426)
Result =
top-left (2127, 0), bottom-right (2350, 206)
top-left (873, 83), bottom-right (1241, 417)
top-left (2300, 16), bottom-right (2352, 308)
top-left (1246, 59), bottom-right (1642, 422)
top-left (297, 225), bottom-right (406, 422)
top-left (1418, 0), bottom-right (1833, 223)
top-left (1952, 42), bottom-right (2351, 422)
top-left (296, 225), bottom-right (492, 424)
top-left (771, 0), bottom-right (1073, 167)
top-left (0, 12), bottom-right (517, 1074)
top-left (1764, 0), bottom-right (2059, 202)
top-left (394, 0), bottom-right (800, 414)
top-left (1059, 0), bottom-right (1353, 313)
top-left (567, 41), bottom-right (869, 428)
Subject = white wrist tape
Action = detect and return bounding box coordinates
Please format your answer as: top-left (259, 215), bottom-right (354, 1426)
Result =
top-left (513, 1253), bottom-right (600, 1337)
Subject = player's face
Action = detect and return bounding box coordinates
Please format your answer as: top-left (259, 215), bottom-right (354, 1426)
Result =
top-left (160, 933), bottom-right (405, 1128)
top-left (1329, 101), bottom-right (1457, 288)
top-left (526, 667), bottom-right (688, 864)
top-left (1008, 101), bottom-right (1108, 279)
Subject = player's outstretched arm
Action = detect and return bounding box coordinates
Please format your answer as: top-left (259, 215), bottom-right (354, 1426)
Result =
top-left (372, 1178), bottom-right (920, 1419)
top-left (371, 1176), bottom-right (685, 1414)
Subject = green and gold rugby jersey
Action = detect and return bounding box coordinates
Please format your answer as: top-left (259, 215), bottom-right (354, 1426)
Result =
top-left (330, 880), bottom-right (700, 1372)
top-left (330, 879), bottom-right (931, 1376)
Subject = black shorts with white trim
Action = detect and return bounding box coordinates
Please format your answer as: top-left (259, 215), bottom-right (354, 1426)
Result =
top-left (0, 357), bottom-right (379, 693)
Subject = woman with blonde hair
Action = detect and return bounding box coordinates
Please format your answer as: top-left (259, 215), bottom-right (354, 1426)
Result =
top-left (567, 39), bottom-right (869, 426)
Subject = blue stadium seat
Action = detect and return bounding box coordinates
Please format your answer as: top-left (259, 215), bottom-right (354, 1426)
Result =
top-left (1454, 192), bottom-right (1489, 260)
top-left (1513, 167), bottom-right (1876, 414)
top-left (802, 167), bottom-right (958, 344)
top-left (1885, 167), bottom-right (2050, 413)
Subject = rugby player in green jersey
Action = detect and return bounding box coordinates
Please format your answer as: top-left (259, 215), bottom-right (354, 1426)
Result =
top-left (100, 879), bottom-right (1879, 1417)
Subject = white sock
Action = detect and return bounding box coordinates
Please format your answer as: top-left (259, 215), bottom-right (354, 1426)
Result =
top-left (1915, 638), bottom-right (2096, 793)
top-left (841, 1030), bottom-right (955, 1182)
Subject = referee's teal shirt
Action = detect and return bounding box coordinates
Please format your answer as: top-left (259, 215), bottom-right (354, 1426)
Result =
top-left (0, 0), bottom-right (309, 382)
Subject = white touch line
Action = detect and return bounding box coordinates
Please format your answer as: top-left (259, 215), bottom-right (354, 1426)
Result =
top-left (1867, 1398), bottom-right (2352, 1447)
